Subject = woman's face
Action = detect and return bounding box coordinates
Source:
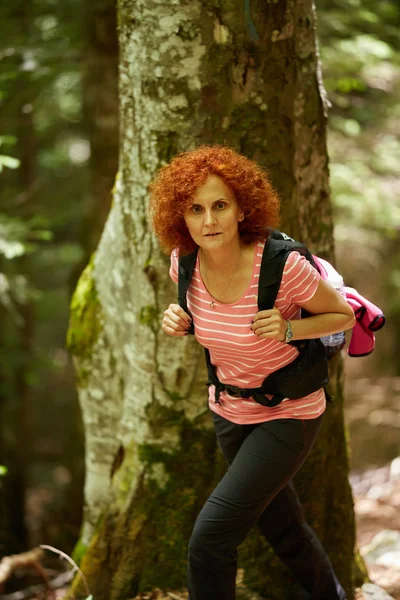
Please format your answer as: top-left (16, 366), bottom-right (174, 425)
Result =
top-left (183, 174), bottom-right (244, 250)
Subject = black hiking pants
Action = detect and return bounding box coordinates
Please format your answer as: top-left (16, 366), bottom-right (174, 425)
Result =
top-left (187, 411), bottom-right (347, 600)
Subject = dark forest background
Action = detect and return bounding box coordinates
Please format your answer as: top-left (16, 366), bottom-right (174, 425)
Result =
top-left (0, 0), bottom-right (399, 572)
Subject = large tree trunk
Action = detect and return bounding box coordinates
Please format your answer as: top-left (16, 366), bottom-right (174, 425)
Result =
top-left (68, 1), bottom-right (359, 598)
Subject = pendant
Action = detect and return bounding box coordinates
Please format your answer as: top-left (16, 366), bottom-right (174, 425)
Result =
top-left (210, 300), bottom-right (214, 309)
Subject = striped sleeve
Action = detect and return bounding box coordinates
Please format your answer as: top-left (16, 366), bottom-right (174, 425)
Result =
top-left (169, 248), bottom-right (179, 284)
top-left (280, 251), bottom-right (320, 305)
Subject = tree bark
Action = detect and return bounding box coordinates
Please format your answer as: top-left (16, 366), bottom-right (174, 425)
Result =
top-left (68, 1), bottom-right (358, 598)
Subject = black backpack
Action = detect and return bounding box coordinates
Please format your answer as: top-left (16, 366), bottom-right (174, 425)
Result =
top-left (178, 229), bottom-right (334, 407)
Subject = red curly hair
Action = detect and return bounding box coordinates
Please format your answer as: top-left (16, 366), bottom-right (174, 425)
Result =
top-left (149, 145), bottom-right (281, 254)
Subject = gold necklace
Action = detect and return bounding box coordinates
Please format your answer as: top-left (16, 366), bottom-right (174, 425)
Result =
top-left (201, 248), bottom-right (243, 309)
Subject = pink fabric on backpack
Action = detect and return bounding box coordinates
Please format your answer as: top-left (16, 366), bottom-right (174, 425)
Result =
top-left (344, 288), bottom-right (385, 357)
top-left (311, 255), bottom-right (385, 357)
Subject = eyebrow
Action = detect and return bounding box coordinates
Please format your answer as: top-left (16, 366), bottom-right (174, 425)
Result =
top-left (190, 197), bottom-right (229, 204)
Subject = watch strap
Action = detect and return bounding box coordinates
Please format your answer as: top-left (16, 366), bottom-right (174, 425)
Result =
top-left (284, 320), bottom-right (293, 343)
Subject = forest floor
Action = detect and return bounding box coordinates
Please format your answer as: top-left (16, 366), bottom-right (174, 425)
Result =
top-left (350, 460), bottom-right (400, 600)
top-left (4, 460), bottom-right (400, 600)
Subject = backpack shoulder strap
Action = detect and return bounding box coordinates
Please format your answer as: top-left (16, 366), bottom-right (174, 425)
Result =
top-left (177, 248), bottom-right (198, 316)
top-left (258, 229), bottom-right (317, 311)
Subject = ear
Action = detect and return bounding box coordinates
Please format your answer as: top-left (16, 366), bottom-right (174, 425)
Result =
top-left (239, 213), bottom-right (244, 222)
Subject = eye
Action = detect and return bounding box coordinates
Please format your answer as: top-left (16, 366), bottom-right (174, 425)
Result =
top-left (190, 204), bottom-right (203, 214)
top-left (215, 201), bottom-right (226, 210)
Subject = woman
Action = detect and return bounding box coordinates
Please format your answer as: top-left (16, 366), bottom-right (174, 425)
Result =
top-left (150, 145), bottom-right (355, 600)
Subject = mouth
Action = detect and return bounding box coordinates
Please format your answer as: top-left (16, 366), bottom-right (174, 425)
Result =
top-left (204, 232), bottom-right (221, 237)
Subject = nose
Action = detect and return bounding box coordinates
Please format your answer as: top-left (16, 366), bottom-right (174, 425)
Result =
top-left (204, 208), bottom-right (216, 226)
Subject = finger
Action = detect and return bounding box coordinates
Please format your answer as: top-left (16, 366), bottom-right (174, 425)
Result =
top-left (255, 331), bottom-right (284, 341)
top-left (253, 324), bottom-right (281, 337)
top-left (164, 316), bottom-right (190, 332)
top-left (162, 323), bottom-right (189, 337)
top-left (256, 332), bottom-right (284, 341)
top-left (252, 317), bottom-right (277, 332)
top-left (252, 314), bottom-right (278, 330)
top-left (164, 310), bottom-right (191, 330)
top-left (168, 304), bottom-right (192, 323)
top-left (167, 306), bottom-right (192, 323)
top-left (252, 309), bottom-right (276, 322)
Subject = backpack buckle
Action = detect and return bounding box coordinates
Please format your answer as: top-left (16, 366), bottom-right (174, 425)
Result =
top-left (224, 385), bottom-right (251, 398)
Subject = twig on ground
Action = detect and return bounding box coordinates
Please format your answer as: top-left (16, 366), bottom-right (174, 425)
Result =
top-left (40, 545), bottom-right (90, 598)
top-left (0, 547), bottom-right (55, 598)
top-left (0, 569), bottom-right (74, 600)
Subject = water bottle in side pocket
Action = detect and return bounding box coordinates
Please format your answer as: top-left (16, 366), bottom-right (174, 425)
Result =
top-left (320, 273), bottom-right (346, 357)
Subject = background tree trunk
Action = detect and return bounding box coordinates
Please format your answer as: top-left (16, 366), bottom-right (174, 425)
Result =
top-left (70, 0), bottom-right (119, 291)
top-left (68, 1), bottom-right (358, 598)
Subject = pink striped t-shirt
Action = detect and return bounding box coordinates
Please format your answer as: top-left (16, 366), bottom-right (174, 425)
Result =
top-left (170, 240), bottom-right (326, 424)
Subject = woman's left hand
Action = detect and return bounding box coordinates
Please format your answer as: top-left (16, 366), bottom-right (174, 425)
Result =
top-left (251, 309), bottom-right (287, 341)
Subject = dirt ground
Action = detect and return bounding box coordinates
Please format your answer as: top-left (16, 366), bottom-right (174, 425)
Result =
top-left (351, 463), bottom-right (400, 600)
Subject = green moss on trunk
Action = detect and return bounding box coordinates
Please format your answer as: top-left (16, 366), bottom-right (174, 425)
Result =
top-left (71, 538), bottom-right (88, 566)
top-left (66, 255), bottom-right (103, 385)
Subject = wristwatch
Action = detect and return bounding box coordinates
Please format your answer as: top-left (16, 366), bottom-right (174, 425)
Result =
top-left (284, 320), bottom-right (293, 343)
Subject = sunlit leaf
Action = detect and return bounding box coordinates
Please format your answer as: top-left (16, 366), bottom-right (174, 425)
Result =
top-left (0, 239), bottom-right (25, 259)
top-left (0, 155), bottom-right (20, 170)
top-left (339, 35), bottom-right (393, 62)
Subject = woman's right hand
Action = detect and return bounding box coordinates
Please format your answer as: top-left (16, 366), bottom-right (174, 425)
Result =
top-left (162, 304), bottom-right (192, 337)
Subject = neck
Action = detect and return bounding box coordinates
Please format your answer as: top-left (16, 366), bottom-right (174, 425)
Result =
top-left (200, 239), bottom-right (244, 273)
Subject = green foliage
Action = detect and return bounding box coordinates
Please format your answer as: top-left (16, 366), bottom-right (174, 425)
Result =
top-left (0, 3), bottom-right (87, 351)
top-left (0, 214), bottom-right (53, 258)
top-left (318, 0), bottom-right (400, 233)
top-left (317, 0), bottom-right (399, 47)
top-left (0, 213), bottom-right (54, 325)
top-left (0, 0), bottom-right (89, 555)
top-left (317, 0), bottom-right (400, 235)
top-left (0, 0), bottom-right (88, 274)
top-left (0, 135), bottom-right (20, 171)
